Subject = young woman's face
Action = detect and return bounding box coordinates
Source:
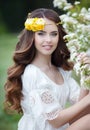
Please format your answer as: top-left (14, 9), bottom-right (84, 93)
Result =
top-left (34, 18), bottom-right (59, 56)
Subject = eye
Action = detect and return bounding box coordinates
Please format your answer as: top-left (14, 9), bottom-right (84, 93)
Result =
top-left (51, 32), bottom-right (58, 36)
top-left (37, 31), bottom-right (45, 36)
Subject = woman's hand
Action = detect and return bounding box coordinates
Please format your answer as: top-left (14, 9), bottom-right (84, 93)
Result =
top-left (78, 52), bottom-right (90, 64)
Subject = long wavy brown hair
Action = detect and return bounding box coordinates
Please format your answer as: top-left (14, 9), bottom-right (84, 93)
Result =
top-left (4, 8), bottom-right (73, 113)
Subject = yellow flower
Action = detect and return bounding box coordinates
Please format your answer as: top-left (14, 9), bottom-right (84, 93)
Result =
top-left (24, 18), bottom-right (45, 31)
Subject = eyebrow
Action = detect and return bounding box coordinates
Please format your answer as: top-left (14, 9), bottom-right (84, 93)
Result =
top-left (38, 30), bottom-right (58, 33)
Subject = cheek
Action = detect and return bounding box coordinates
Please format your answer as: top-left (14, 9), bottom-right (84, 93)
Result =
top-left (34, 38), bottom-right (40, 46)
top-left (54, 37), bottom-right (59, 45)
top-left (34, 35), bottom-right (42, 44)
top-left (34, 38), bottom-right (41, 49)
top-left (34, 34), bottom-right (39, 43)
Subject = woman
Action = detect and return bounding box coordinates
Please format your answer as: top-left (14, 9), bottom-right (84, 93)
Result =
top-left (5, 8), bottom-right (90, 130)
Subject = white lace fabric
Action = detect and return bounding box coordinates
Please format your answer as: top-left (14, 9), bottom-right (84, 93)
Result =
top-left (41, 90), bottom-right (55, 104)
top-left (18, 64), bottom-right (80, 130)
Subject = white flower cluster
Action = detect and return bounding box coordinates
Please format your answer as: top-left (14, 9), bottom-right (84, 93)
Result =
top-left (53, 0), bottom-right (73, 10)
top-left (53, 0), bottom-right (90, 89)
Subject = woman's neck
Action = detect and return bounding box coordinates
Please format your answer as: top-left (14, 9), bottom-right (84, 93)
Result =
top-left (31, 54), bottom-right (53, 69)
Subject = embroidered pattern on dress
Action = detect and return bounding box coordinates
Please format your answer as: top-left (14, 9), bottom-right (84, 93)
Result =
top-left (41, 91), bottom-right (55, 104)
top-left (45, 109), bottom-right (60, 120)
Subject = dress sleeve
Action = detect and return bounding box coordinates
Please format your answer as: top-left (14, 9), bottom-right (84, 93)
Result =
top-left (29, 88), bottom-right (62, 120)
top-left (66, 71), bottom-right (80, 104)
top-left (21, 65), bottom-right (62, 120)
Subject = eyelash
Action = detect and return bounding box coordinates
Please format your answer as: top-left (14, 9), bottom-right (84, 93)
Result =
top-left (51, 33), bottom-right (58, 36)
top-left (37, 32), bottom-right (44, 35)
top-left (37, 33), bottom-right (58, 36)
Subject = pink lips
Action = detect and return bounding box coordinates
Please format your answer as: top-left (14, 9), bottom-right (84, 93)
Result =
top-left (42, 45), bottom-right (53, 50)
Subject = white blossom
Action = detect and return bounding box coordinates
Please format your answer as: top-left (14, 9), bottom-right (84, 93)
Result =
top-left (53, 0), bottom-right (72, 10)
top-left (53, 0), bottom-right (90, 89)
top-left (74, 1), bottom-right (80, 5)
top-left (63, 4), bottom-right (72, 10)
top-left (74, 62), bottom-right (81, 75)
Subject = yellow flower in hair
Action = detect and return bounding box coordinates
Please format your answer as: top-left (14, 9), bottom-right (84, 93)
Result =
top-left (24, 18), bottom-right (45, 31)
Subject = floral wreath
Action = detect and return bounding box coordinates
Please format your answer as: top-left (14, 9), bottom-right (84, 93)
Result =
top-left (24, 17), bottom-right (61, 32)
top-left (24, 18), bottom-right (45, 32)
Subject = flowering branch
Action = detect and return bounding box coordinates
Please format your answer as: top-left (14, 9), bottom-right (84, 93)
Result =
top-left (53, 0), bottom-right (90, 89)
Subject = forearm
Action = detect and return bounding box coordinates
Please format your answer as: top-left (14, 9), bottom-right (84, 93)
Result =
top-left (69, 105), bottom-right (90, 124)
top-left (79, 88), bottom-right (89, 100)
top-left (70, 89), bottom-right (90, 124)
top-left (48, 94), bottom-right (90, 128)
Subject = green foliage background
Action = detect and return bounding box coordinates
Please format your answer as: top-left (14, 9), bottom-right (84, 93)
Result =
top-left (0, 34), bottom-right (21, 130)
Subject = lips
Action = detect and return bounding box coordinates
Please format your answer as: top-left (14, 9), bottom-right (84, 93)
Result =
top-left (42, 45), bottom-right (53, 50)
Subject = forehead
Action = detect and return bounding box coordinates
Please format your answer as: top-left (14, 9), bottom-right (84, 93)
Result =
top-left (44, 18), bottom-right (58, 31)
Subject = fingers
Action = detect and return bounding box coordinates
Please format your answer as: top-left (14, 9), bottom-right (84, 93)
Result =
top-left (83, 57), bottom-right (90, 64)
top-left (78, 52), bottom-right (90, 64)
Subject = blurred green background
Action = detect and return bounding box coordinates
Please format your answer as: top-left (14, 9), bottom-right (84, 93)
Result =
top-left (0, 0), bottom-right (90, 130)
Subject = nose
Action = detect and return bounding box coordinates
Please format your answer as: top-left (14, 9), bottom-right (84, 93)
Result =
top-left (45, 34), bottom-right (51, 42)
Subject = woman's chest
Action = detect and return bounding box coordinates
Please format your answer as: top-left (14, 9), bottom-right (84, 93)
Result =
top-left (36, 76), bottom-right (70, 107)
top-left (42, 68), bottom-right (64, 86)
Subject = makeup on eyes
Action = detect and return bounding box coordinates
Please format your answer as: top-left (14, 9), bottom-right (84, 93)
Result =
top-left (37, 31), bottom-right (58, 36)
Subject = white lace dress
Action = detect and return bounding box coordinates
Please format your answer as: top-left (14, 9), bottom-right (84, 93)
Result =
top-left (18, 64), bottom-right (80, 130)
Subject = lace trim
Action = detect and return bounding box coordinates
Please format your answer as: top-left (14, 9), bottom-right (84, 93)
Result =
top-left (45, 109), bottom-right (60, 120)
top-left (41, 90), bottom-right (55, 104)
